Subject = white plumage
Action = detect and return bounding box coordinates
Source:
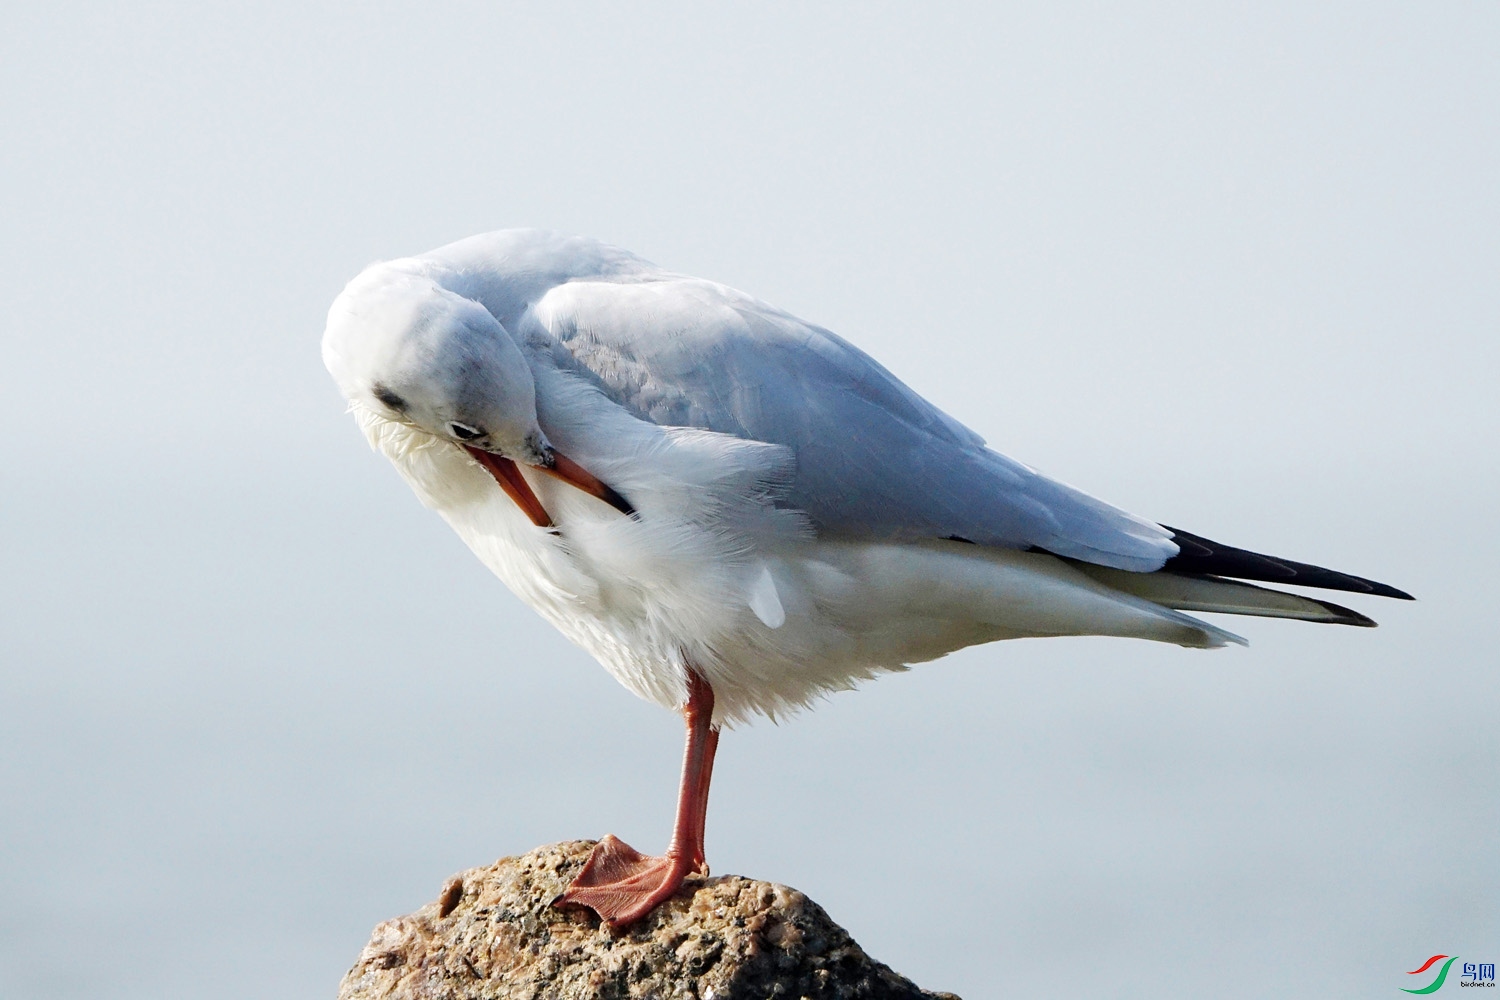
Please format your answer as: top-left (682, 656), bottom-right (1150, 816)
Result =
top-left (323, 230), bottom-right (1257, 725)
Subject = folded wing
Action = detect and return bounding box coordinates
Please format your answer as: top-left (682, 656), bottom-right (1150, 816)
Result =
top-left (527, 275), bottom-right (1177, 572)
top-left (428, 229), bottom-right (1409, 618)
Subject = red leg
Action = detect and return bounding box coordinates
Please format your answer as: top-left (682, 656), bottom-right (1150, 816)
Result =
top-left (558, 669), bottom-right (721, 926)
top-left (689, 725), bottom-right (719, 873)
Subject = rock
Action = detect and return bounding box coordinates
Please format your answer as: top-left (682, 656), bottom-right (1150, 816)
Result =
top-left (338, 841), bottom-right (961, 1000)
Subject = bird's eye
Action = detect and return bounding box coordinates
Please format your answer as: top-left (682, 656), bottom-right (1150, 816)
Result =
top-left (449, 422), bottom-right (486, 441)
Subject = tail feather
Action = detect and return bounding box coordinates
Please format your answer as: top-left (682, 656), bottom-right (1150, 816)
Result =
top-left (1072, 563), bottom-right (1379, 627)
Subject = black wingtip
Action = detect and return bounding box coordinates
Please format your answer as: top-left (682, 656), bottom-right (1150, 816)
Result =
top-left (1161, 526), bottom-right (1413, 601)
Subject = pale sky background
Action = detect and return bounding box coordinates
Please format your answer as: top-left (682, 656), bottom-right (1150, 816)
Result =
top-left (2, 4), bottom-right (1496, 998)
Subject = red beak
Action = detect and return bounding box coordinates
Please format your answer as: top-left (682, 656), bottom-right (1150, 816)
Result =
top-left (465, 447), bottom-right (554, 528)
top-left (540, 452), bottom-right (636, 518)
top-left (464, 446), bottom-right (634, 529)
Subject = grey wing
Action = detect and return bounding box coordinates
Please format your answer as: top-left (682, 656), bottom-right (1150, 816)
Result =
top-left (527, 276), bottom-right (1177, 572)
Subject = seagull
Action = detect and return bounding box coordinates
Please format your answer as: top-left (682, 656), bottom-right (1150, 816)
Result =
top-left (322, 229), bottom-right (1411, 926)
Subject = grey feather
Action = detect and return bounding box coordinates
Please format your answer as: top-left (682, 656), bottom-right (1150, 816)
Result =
top-left (427, 229), bottom-right (1178, 572)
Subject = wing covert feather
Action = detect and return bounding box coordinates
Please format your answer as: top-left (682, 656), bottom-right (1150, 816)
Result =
top-left (527, 276), bottom-right (1176, 571)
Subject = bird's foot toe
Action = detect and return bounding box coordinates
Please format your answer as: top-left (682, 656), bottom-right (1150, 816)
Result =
top-left (557, 834), bottom-right (694, 926)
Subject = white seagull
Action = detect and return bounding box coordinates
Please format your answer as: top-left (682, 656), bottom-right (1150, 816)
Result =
top-left (322, 229), bottom-right (1410, 926)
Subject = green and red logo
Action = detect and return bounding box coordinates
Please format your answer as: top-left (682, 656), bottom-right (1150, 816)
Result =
top-left (1404, 955), bottom-right (1459, 994)
top-left (1403, 955), bottom-right (1495, 992)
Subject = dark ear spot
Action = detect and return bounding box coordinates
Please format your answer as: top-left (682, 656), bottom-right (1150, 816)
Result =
top-left (372, 383), bottom-right (407, 412)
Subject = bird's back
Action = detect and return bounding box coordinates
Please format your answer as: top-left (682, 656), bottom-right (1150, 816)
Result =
top-left (423, 229), bottom-right (1180, 573)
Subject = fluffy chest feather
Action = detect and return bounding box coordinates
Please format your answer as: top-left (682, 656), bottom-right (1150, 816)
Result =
top-left (354, 404), bottom-right (832, 721)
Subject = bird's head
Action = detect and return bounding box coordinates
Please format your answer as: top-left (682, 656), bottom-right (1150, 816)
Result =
top-left (323, 262), bottom-right (633, 527)
top-left (323, 265), bottom-right (549, 463)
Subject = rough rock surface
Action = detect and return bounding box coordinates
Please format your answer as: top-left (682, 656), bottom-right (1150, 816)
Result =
top-left (338, 841), bottom-right (960, 1000)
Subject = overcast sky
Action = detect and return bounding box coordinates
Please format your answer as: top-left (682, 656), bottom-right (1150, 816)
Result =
top-left (2, 4), bottom-right (1496, 998)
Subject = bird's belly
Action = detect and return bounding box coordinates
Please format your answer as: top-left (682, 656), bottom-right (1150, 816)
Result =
top-left (363, 413), bottom-right (1205, 725)
top-left (442, 500), bottom-right (1192, 725)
